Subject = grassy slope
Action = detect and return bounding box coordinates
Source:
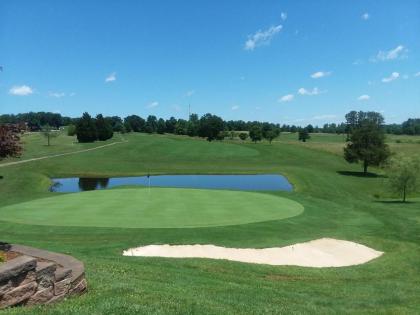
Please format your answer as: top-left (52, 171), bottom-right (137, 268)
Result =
top-left (0, 188), bottom-right (303, 228)
top-left (0, 132), bottom-right (419, 314)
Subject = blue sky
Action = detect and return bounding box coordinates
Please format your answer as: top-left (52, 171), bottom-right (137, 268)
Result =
top-left (1, 0), bottom-right (419, 126)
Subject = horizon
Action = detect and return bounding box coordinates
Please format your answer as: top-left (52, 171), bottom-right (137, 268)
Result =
top-left (1, 0), bottom-right (419, 126)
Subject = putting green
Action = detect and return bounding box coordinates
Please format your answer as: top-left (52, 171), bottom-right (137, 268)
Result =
top-left (0, 188), bottom-right (304, 228)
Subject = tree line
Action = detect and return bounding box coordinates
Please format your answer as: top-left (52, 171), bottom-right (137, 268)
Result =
top-left (2, 111), bottom-right (420, 135)
top-left (73, 112), bottom-right (281, 143)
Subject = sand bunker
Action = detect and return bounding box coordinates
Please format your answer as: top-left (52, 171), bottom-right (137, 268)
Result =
top-left (123, 238), bottom-right (383, 267)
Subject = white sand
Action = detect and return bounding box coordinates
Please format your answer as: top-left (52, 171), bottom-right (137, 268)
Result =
top-left (123, 238), bottom-right (383, 267)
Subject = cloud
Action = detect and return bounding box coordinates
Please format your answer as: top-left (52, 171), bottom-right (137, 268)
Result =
top-left (185, 90), bottom-right (195, 97)
top-left (414, 72), bottom-right (420, 77)
top-left (69, 92), bottom-right (76, 96)
top-left (9, 85), bottom-right (33, 96)
top-left (357, 94), bottom-right (370, 101)
top-left (372, 45), bottom-right (407, 62)
top-left (48, 92), bottom-right (65, 98)
top-left (278, 94), bottom-right (294, 102)
top-left (310, 71), bottom-right (331, 79)
top-left (146, 101), bottom-right (159, 108)
top-left (231, 105), bottom-right (240, 110)
top-left (361, 13), bottom-right (370, 20)
top-left (172, 104), bottom-right (181, 112)
top-left (382, 72), bottom-right (400, 83)
top-left (244, 24), bottom-right (283, 51)
top-left (297, 87), bottom-right (324, 96)
top-left (105, 72), bottom-right (116, 82)
top-left (281, 12), bottom-right (287, 21)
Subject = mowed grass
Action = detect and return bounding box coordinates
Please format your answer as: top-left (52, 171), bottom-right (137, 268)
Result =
top-left (0, 132), bottom-right (419, 314)
top-left (278, 132), bottom-right (420, 157)
top-left (0, 188), bottom-right (303, 228)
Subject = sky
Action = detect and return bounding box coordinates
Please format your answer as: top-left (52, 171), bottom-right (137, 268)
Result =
top-left (1, 0), bottom-right (419, 126)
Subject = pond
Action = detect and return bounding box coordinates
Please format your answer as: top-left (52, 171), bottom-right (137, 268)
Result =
top-left (50, 174), bottom-right (293, 193)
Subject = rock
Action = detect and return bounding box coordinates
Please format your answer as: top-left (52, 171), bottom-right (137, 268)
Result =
top-left (0, 256), bottom-right (37, 283)
top-left (0, 280), bottom-right (12, 297)
top-left (0, 281), bottom-right (37, 308)
top-left (54, 277), bottom-right (71, 296)
top-left (26, 286), bottom-right (53, 306)
top-left (54, 267), bottom-right (72, 282)
top-left (70, 278), bottom-right (87, 295)
top-left (36, 261), bottom-right (56, 289)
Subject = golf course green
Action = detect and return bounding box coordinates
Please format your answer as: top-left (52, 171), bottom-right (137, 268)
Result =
top-left (0, 188), bottom-right (303, 228)
top-left (0, 132), bottom-right (419, 314)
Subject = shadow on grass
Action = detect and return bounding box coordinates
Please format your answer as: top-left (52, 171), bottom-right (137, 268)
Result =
top-left (374, 200), bottom-right (417, 204)
top-left (337, 171), bottom-right (386, 178)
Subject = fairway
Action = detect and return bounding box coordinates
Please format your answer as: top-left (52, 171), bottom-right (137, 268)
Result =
top-left (0, 188), bottom-right (304, 228)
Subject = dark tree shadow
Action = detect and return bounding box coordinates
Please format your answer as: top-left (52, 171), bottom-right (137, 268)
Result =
top-left (336, 171), bottom-right (386, 178)
top-left (374, 200), bottom-right (417, 204)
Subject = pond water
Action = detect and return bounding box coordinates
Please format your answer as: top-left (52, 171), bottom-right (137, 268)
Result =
top-left (50, 174), bottom-right (293, 193)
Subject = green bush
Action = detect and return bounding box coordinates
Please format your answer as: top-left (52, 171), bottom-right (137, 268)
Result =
top-left (67, 124), bottom-right (77, 136)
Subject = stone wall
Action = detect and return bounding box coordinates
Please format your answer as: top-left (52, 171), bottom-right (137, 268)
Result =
top-left (0, 244), bottom-right (86, 309)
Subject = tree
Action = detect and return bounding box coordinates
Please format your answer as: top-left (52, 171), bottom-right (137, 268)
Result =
top-left (41, 124), bottom-right (59, 146)
top-left (67, 124), bottom-right (77, 136)
top-left (187, 114), bottom-right (199, 137)
top-left (124, 115), bottom-right (145, 132)
top-left (198, 113), bottom-right (225, 141)
top-left (345, 111), bottom-right (385, 140)
top-left (157, 118), bottom-right (166, 134)
top-left (249, 125), bottom-right (262, 143)
top-left (344, 120), bottom-right (390, 175)
top-left (388, 156), bottom-right (420, 202)
top-left (239, 132), bottom-right (248, 141)
top-left (95, 114), bottom-right (113, 141)
top-left (145, 115), bottom-right (158, 133)
top-left (262, 125), bottom-right (280, 144)
top-left (0, 125), bottom-right (22, 159)
top-left (175, 119), bottom-right (188, 135)
top-left (165, 117), bottom-right (177, 133)
top-left (76, 112), bottom-right (97, 143)
top-left (298, 128), bottom-right (310, 142)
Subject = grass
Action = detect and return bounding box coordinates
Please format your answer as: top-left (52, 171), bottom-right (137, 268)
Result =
top-left (0, 132), bottom-right (419, 314)
top-left (0, 188), bottom-right (303, 228)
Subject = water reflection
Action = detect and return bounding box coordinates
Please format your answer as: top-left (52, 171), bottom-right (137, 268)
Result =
top-left (50, 174), bottom-right (293, 193)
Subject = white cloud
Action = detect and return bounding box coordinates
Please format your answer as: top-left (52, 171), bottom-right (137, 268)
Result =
top-left (231, 105), bottom-right (240, 110)
top-left (9, 85), bottom-right (33, 96)
top-left (372, 45), bottom-right (407, 62)
top-left (361, 13), bottom-right (370, 20)
top-left (414, 72), bottom-right (420, 77)
top-left (245, 24), bottom-right (283, 51)
top-left (48, 91), bottom-right (65, 98)
top-left (310, 71), bottom-right (331, 79)
top-left (147, 101), bottom-right (159, 108)
top-left (357, 94), bottom-right (370, 101)
top-left (105, 72), bottom-right (116, 82)
top-left (382, 72), bottom-right (400, 83)
top-left (185, 90), bottom-right (195, 97)
top-left (281, 12), bottom-right (287, 21)
top-left (353, 59), bottom-right (363, 65)
top-left (278, 94), bottom-right (294, 102)
top-left (172, 104), bottom-right (181, 112)
top-left (297, 87), bottom-right (324, 96)
top-left (69, 92), bottom-right (76, 97)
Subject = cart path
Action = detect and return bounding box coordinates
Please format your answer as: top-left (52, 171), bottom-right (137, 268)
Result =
top-left (0, 140), bottom-right (127, 168)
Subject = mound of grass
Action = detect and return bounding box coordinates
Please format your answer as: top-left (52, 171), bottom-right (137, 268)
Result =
top-left (0, 188), bottom-right (304, 228)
